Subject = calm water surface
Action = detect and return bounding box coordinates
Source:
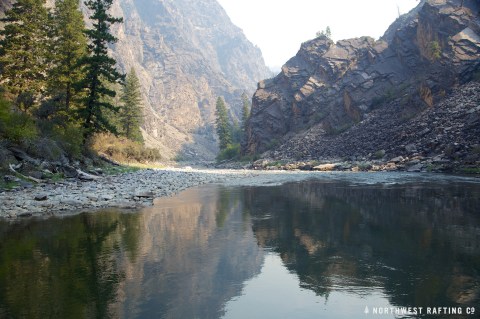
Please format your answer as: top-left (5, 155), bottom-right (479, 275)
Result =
top-left (0, 173), bottom-right (479, 318)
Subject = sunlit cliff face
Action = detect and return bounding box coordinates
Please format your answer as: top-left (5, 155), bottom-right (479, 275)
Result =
top-left (96, 0), bottom-right (270, 160)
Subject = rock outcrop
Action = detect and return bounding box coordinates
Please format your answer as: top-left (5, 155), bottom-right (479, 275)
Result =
top-left (106, 0), bottom-right (270, 160)
top-left (244, 0), bottom-right (480, 162)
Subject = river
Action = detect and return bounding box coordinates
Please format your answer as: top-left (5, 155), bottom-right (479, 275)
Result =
top-left (0, 173), bottom-right (479, 318)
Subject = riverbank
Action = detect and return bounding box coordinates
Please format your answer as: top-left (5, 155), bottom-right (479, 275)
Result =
top-left (0, 168), bottom-right (253, 218)
top-left (2, 167), bottom-right (480, 219)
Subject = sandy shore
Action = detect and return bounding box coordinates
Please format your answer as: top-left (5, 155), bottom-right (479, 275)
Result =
top-left (1, 167), bottom-right (478, 218)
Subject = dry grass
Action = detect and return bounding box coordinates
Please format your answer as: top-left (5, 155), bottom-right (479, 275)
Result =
top-left (92, 133), bottom-right (162, 164)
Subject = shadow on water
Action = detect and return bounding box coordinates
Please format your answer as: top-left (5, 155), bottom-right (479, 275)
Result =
top-left (0, 176), bottom-right (479, 318)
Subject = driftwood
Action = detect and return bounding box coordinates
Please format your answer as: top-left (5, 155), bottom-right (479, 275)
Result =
top-left (98, 153), bottom-right (121, 166)
top-left (9, 164), bottom-right (42, 183)
top-left (76, 169), bottom-right (101, 181)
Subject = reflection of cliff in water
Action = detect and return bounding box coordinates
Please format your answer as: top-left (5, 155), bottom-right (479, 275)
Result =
top-left (245, 180), bottom-right (480, 310)
top-left (116, 187), bottom-right (263, 319)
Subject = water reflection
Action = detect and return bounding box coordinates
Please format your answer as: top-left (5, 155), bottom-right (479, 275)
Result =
top-left (117, 188), bottom-right (263, 319)
top-left (0, 176), bottom-right (479, 318)
top-left (241, 180), bottom-right (480, 316)
top-left (0, 212), bottom-right (140, 318)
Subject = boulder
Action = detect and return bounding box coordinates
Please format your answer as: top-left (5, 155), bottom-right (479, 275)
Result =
top-left (34, 194), bottom-right (48, 201)
top-left (60, 165), bottom-right (78, 178)
top-left (313, 163), bottom-right (339, 171)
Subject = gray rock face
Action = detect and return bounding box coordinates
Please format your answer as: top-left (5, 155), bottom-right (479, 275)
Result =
top-left (255, 79), bottom-right (480, 172)
top-left (106, 0), bottom-right (270, 160)
top-left (244, 0), bottom-right (480, 155)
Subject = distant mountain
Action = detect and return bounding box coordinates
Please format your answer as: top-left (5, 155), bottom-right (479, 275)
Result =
top-left (106, 0), bottom-right (270, 160)
top-left (244, 0), bottom-right (480, 169)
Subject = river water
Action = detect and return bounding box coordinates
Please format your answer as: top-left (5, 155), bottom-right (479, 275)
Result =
top-left (0, 173), bottom-right (479, 318)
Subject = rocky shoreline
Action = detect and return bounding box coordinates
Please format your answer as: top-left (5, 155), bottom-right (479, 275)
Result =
top-left (2, 166), bottom-right (480, 219)
top-left (248, 155), bottom-right (479, 173)
top-left (0, 168), bottom-right (258, 219)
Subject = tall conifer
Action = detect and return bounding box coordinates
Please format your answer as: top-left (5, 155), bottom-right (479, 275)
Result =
top-left (49, 0), bottom-right (87, 113)
top-left (0, 0), bottom-right (50, 111)
top-left (241, 92), bottom-right (251, 135)
top-left (78, 0), bottom-right (124, 142)
top-left (120, 68), bottom-right (144, 142)
top-left (215, 97), bottom-right (232, 150)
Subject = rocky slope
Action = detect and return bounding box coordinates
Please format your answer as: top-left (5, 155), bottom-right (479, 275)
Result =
top-left (244, 0), bottom-right (480, 169)
top-left (106, 0), bottom-right (270, 160)
top-left (253, 81), bottom-right (480, 173)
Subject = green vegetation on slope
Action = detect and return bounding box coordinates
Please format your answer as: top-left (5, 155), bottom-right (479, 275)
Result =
top-left (0, 0), bottom-right (157, 171)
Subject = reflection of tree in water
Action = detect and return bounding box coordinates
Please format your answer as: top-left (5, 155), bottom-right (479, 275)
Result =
top-left (0, 211), bottom-right (141, 319)
top-left (244, 181), bottom-right (480, 311)
top-left (215, 187), bottom-right (250, 229)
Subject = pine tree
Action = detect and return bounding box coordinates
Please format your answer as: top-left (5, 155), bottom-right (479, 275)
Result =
top-left (49, 0), bottom-right (88, 114)
top-left (231, 119), bottom-right (241, 144)
top-left (78, 0), bottom-right (124, 142)
top-left (215, 97), bottom-right (232, 150)
top-left (0, 0), bottom-right (50, 112)
top-left (120, 68), bottom-right (144, 142)
top-left (316, 26), bottom-right (332, 40)
top-left (241, 92), bottom-right (251, 135)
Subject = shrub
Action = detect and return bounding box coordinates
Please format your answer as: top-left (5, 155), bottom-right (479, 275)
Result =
top-left (429, 41), bottom-right (442, 60)
top-left (55, 124), bottom-right (84, 159)
top-left (0, 98), bottom-right (38, 144)
top-left (373, 150), bottom-right (386, 159)
top-left (217, 143), bottom-right (240, 161)
top-left (239, 154), bottom-right (260, 163)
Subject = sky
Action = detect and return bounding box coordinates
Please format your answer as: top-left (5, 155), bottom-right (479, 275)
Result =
top-left (216, 0), bottom-right (419, 69)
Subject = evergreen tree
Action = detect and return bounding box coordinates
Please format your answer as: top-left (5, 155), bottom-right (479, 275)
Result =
top-left (0, 0), bottom-right (50, 112)
top-left (241, 92), bottom-right (251, 135)
top-left (120, 68), bottom-right (144, 142)
top-left (325, 26), bottom-right (332, 39)
top-left (49, 0), bottom-right (88, 114)
top-left (215, 97), bottom-right (232, 150)
top-left (230, 119), bottom-right (241, 144)
top-left (78, 0), bottom-right (124, 142)
top-left (316, 26), bottom-right (332, 39)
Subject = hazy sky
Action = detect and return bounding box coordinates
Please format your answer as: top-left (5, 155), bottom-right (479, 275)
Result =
top-left (216, 0), bottom-right (419, 69)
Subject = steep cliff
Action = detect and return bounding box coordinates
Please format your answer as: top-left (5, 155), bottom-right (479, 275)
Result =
top-left (245, 0), bottom-right (480, 161)
top-left (107, 0), bottom-right (270, 160)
